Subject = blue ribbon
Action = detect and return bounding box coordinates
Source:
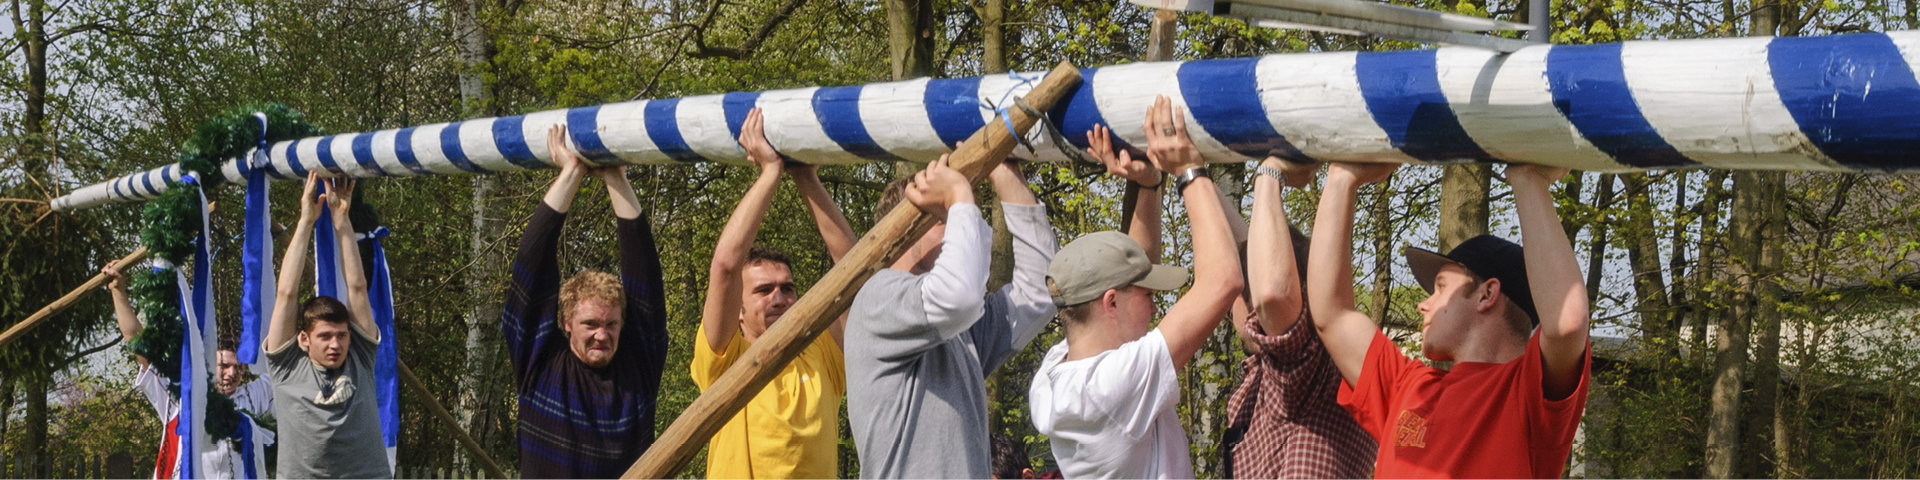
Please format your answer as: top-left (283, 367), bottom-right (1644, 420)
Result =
top-left (362, 227), bottom-right (401, 458)
top-left (236, 418), bottom-right (257, 479)
top-left (175, 173), bottom-right (215, 480)
top-left (238, 113), bottom-right (274, 367)
top-left (314, 181), bottom-right (343, 299)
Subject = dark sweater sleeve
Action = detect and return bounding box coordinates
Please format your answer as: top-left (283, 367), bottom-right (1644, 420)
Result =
top-left (616, 211), bottom-right (669, 393)
top-left (504, 204), bottom-right (567, 383)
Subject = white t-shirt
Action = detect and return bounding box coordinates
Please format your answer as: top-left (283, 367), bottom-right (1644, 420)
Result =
top-left (135, 365), bottom-right (275, 479)
top-left (1029, 329), bottom-right (1194, 479)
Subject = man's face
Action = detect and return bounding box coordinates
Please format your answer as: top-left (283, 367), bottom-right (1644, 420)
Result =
top-left (564, 299), bottom-right (623, 368)
top-left (216, 350), bottom-right (244, 396)
top-left (740, 262), bottom-right (797, 341)
top-left (298, 320), bottom-right (353, 370)
top-left (1416, 264), bottom-right (1485, 361)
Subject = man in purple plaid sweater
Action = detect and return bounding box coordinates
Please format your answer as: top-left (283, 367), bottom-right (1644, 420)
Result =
top-left (503, 125), bottom-right (668, 479)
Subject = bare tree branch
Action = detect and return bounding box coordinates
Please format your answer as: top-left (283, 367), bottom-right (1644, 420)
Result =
top-left (687, 0), bottom-right (811, 59)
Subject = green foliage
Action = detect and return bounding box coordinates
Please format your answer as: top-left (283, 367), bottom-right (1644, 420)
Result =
top-left (178, 102), bottom-right (324, 183)
top-left (127, 269), bottom-right (183, 390)
top-left (138, 182), bottom-right (202, 265)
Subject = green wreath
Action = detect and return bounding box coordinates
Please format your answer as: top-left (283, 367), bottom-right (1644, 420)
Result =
top-left (127, 103), bottom-right (322, 440)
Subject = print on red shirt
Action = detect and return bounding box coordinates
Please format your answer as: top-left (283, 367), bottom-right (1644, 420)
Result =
top-left (1394, 410), bottom-right (1428, 448)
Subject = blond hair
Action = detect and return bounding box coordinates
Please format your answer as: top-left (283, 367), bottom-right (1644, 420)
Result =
top-left (560, 270), bottom-right (624, 321)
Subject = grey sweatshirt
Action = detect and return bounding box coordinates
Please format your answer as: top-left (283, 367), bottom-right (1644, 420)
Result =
top-left (846, 202), bottom-right (1057, 479)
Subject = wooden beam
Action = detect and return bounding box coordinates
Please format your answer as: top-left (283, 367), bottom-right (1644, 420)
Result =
top-left (397, 359), bottom-right (509, 480)
top-left (0, 247), bottom-right (148, 350)
top-left (620, 61), bottom-right (1085, 479)
top-left (1121, 9), bottom-right (1179, 237)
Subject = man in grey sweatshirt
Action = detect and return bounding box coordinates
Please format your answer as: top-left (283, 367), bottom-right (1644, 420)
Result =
top-left (845, 152), bottom-right (1057, 479)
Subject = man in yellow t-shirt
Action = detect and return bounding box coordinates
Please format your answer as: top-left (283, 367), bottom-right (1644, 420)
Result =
top-left (694, 108), bottom-right (857, 478)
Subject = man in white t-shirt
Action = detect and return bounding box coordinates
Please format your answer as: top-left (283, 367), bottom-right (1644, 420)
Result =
top-left (1028, 96), bottom-right (1245, 479)
top-left (106, 262), bottom-right (277, 480)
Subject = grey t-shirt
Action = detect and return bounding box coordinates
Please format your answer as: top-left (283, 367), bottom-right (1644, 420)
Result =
top-left (845, 203), bottom-right (1057, 479)
top-left (266, 322), bottom-right (391, 479)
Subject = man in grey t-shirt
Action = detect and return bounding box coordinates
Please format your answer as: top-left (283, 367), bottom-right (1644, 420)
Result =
top-left (845, 154), bottom-right (1057, 478)
top-left (262, 173), bottom-right (391, 479)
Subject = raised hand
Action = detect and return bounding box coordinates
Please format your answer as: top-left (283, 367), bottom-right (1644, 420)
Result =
top-left (905, 154), bottom-right (974, 220)
top-left (1141, 95), bottom-right (1203, 175)
top-left (1328, 162), bottom-right (1398, 186)
top-left (1262, 156), bottom-right (1322, 189)
top-left (298, 171), bottom-right (325, 225)
top-left (738, 108), bottom-right (782, 174)
top-left (325, 177), bottom-right (356, 220)
top-left (1505, 163), bottom-right (1572, 189)
top-left (102, 261), bottom-right (128, 292)
top-left (547, 125), bottom-right (584, 174)
top-left (1086, 124), bottom-right (1160, 187)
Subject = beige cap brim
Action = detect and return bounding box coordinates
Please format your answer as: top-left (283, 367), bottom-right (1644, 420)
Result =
top-left (1133, 264), bottom-right (1190, 291)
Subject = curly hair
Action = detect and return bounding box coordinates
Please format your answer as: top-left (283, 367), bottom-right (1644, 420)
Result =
top-left (560, 270), bottom-right (625, 321)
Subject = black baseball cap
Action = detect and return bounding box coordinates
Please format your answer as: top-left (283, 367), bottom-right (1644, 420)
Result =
top-left (1403, 235), bottom-right (1538, 325)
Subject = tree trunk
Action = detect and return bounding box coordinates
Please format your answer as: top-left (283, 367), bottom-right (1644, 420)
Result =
top-left (21, 0), bottom-right (47, 175)
top-left (23, 373), bottom-right (46, 477)
top-left (886, 0), bottom-right (935, 179)
top-left (1622, 174), bottom-right (1673, 358)
top-left (982, 0), bottom-right (1006, 75)
top-left (1745, 174), bottom-right (1785, 478)
top-left (884, 0), bottom-right (934, 81)
top-left (1368, 179), bottom-right (1394, 325)
top-left (1437, 164), bottom-right (1490, 252)
top-left (1708, 171), bottom-right (1775, 479)
top-left (451, 0), bottom-right (504, 468)
top-left (1689, 171), bottom-right (1728, 361)
top-left (1585, 174), bottom-right (1615, 303)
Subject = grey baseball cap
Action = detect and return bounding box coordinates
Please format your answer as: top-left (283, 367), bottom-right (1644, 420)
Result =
top-left (1047, 231), bottom-right (1189, 307)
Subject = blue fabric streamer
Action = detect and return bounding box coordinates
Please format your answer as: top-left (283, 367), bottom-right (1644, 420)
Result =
top-left (362, 227), bottom-right (401, 458)
top-left (236, 418), bottom-right (257, 479)
top-left (238, 114), bottom-right (274, 367)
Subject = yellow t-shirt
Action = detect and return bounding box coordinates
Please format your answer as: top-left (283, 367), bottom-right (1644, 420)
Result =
top-left (691, 327), bottom-right (846, 479)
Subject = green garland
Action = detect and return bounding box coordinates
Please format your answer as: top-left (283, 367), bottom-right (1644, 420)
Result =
top-left (128, 103), bottom-right (323, 440)
top-left (178, 102), bottom-right (323, 184)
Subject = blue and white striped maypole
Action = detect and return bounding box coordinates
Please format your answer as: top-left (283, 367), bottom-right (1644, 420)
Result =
top-left (50, 30), bottom-right (1920, 212)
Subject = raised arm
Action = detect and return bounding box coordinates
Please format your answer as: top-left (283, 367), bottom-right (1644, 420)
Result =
top-left (325, 178), bottom-right (379, 341)
top-left (1141, 97), bottom-right (1245, 371)
top-left (988, 158), bottom-right (1057, 351)
top-left (1306, 162), bottom-right (1399, 386)
top-left (266, 172), bottom-right (325, 351)
top-left (789, 160), bottom-right (857, 345)
top-left (1248, 157), bottom-right (1316, 336)
top-left (1087, 124), bottom-right (1163, 262)
top-left (702, 108), bottom-right (786, 353)
top-left (1507, 164), bottom-right (1590, 399)
top-left (104, 261), bottom-right (146, 366)
top-left (543, 126), bottom-right (591, 213)
top-left (907, 153), bottom-right (988, 341)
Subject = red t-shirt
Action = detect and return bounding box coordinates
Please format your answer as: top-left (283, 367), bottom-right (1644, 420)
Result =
top-left (1337, 329), bottom-right (1590, 479)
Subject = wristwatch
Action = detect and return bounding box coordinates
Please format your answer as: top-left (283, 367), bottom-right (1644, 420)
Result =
top-left (1173, 167), bottom-right (1210, 196)
top-left (1254, 165), bottom-right (1287, 183)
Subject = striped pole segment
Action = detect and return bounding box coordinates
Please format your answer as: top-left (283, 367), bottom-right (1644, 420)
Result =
top-left (52, 30), bottom-right (1920, 212)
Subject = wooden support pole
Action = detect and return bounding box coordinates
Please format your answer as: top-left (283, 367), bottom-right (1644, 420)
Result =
top-left (397, 359), bottom-right (509, 479)
top-left (621, 62), bottom-right (1084, 479)
top-left (0, 247), bottom-right (148, 350)
top-left (1121, 8), bottom-right (1179, 236)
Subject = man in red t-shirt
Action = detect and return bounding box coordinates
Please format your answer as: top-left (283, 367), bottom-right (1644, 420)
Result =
top-left (1304, 162), bottom-right (1592, 479)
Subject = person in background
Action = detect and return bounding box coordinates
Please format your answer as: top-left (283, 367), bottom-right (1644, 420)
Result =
top-left (1306, 160), bottom-right (1592, 478)
top-left (1026, 96), bottom-right (1243, 479)
top-left (844, 145), bottom-right (1058, 478)
top-left (693, 108), bottom-right (857, 478)
top-left (501, 126), bottom-right (669, 478)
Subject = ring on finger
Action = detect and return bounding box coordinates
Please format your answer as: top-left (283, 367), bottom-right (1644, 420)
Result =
top-left (1160, 127), bottom-right (1176, 136)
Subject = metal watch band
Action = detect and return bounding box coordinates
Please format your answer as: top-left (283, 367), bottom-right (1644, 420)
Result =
top-left (1174, 167), bottom-right (1210, 196)
top-left (1254, 165), bottom-right (1287, 183)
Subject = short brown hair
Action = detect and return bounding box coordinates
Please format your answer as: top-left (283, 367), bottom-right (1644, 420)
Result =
top-left (1051, 277), bottom-right (1101, 333)
top-left (874, 177), bottom-right (912, 224)
top-left (560, 270), bottom-right (624, 321)
top-left (746, 244), bottom-right (791, 270)
top-left (298, 296), bottom-right (351, 332)
top-left (1458, 270), bottom-right (1532, 338)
